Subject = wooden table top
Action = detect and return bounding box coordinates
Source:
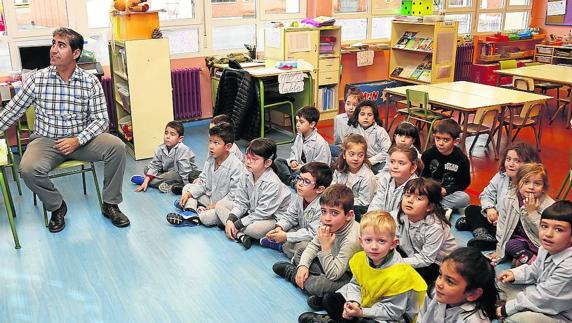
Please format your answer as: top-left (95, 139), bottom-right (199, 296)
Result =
top-left (494, 64), bottom-right (572, 86)
top-left (385, 81), bottom-right (550, 111)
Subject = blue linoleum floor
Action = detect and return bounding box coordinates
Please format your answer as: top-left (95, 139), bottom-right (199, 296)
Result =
top-left (0, 120), bottom-right (505, 323)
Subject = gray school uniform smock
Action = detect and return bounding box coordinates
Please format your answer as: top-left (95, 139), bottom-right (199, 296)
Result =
top-left (183, 153), bottom-right (244, 202)
top-left (337, 252), bottom-right (422, 322)
top-left (146, 142), bottom-right (198, 184)
top-left (332, 165), bottom-right (377, 208)
top-left (418, 289), bottom-right (491, 323)
top-left (298, 220), bottom-right (361, 281)
top-left (287, 129), bottom-right (331, 166)
top-left (503, 247), bottom-right (572, 321)
top-left (230, 143), bottom-right (244, 163)
top-left (334, 113), bottom-right (349, 145)
top-left (390, 210), bottom-right (457, 268)
top-left (368, 173), bottom-right (418, 213)
top-left (495, 188), bottom-right (554, 260)
top-left (479, 171), bottom-right (511, 215)
top-left (230, 168), bottom-right (291, 228)
top-left (347, 123), bottom-right (391, 166)
top-left (275, 194), bottom-right (321, 243)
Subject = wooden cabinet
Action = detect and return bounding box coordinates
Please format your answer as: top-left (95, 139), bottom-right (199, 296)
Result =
top-left (475, 35), bottom-right (544, 64)
top-left (108, 39), bottom-right (174, 160)
top-left (264, 26), bottom-right (341, 120)
top-left (389, 20), bottom-right (458, 84)
top-left (535, 44), bottom-right (572, 66)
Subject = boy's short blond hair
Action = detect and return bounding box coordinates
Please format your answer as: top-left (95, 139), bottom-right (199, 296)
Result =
top-left (360, 211), bottom-right (396, 237)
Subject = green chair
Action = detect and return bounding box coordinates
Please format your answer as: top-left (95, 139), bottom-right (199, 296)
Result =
top-left (23, 107), bottom-right (103, 226)
top-left (258, 80), bottom-right (298, 145)
top-left (0, 132), bottom-right (22, 198)
top-left (16, 106), bottom-right (34, 160)
top-left (0, 139), bottom-right (21, 249)
top-left (404, 89), bottom-right (444, 150)
top-left (499, 60), bottom-right (518, 89)
top-left (556, 149), bottom-right (572, 200)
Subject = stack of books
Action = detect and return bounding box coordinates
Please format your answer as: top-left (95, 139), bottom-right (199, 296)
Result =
top-left (395, 32), bottom-right (433, 52)
top-left (391, 54), bottom-right (432, 82)
top-left (320, 36), bottom-right (336, 55)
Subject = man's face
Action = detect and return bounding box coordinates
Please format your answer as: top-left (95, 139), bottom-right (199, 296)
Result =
top-left (50, 35), bottom-right (79, 68)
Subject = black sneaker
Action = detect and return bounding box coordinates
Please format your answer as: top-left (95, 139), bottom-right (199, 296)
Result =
top-left (467, 228), bottom-right (497, 251)
top-left (307, 295), bottom-right (324, 311)
top-left (171, 184), bottom-right (184, 195)
top-left (298, 312), bottom-right (333, 323)
top-left (272, 261), bottom-right (297, 282)
top-left (48, 200), bottom-right (67, 233)
top-left (238, 235), bottom-right (252, 250)
top-left (102, 203), bottom-right (130, 227)
top-left (455, 217), bottom-right (471, 231)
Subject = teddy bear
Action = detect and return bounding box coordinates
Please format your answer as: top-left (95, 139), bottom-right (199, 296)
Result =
top-left (113, 0), bottom-right (149, 13)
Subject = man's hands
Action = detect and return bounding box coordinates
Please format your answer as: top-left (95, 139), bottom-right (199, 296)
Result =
top-left (54, 137), bottom-right (80, 155)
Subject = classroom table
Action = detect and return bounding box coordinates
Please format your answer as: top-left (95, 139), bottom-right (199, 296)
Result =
top-left (384, 81), bottom-right (551, 156)
top-left (494, 64), bottom-right (572, 128)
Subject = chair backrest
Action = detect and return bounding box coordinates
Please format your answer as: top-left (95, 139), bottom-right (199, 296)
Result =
top-left (499, 60), bottom-right (518, 70)
top-left (473, 105), bottom-right (500, 127)
top-left (406, 89), bottom-right (429, 115)
top-left (519, 101), bottom-right (543, 120)
top-left (25, 106), bottom-right (36, 130)
top-left (513, 77), bottom-right (534, 92)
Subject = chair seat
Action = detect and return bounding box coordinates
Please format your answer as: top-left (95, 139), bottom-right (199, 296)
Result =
top-left (56, 160), bottom-right (90, 169)
top-left (466, 123), bottom-right (492, 134)
top-left (536, 82), bottom-right (562, 90)
top-left (409, 109), bottom-right (443, 120)
top-left (503, 115), bottom-right (536, 127)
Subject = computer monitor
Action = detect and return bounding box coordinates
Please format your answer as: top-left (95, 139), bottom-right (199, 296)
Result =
top-left (19, 45), bottom-right (51, 70)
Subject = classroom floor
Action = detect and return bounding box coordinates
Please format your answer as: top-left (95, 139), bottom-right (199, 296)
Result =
top-left (0, 106), bottom-right (569, 322)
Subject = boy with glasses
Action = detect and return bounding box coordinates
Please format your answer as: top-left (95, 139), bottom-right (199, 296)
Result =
top-left (262, 162), bottom-right (333, 259)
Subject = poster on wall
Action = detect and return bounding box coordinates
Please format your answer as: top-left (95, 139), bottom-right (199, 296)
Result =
top-left (546, 0), bottom-right (572, 25)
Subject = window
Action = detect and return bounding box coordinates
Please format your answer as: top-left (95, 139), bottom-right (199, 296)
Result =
top-left (336, 18), bottom-right (367, 41)
top-left (504, 11), bottom-right (529, 31)
top-left (14, 0), bottom-right (69, 32)
top-left (445, 13), bottom-right (473, 34)
top-left (333, 0), bottom-right (399, 43)
top-left (334, 0), bottom-right (367, 13)
top-left (443, 0), bottom-right (531, 34)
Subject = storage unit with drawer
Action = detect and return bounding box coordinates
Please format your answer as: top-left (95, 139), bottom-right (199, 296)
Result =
top-left (265, 26), bottom-right (341, 120)
top-left (535, 44), bottom-right (572, 66)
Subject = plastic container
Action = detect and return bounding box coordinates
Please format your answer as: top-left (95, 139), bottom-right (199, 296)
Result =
top-left (111, 11), bottom-right (159, 41)
top-left (118, 115), bottom-right (133, 141)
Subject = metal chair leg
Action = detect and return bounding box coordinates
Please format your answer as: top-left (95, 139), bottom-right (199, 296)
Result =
top-left (90, 163), bottom-right (103, 211)
top-left (0, 168), bottom-right (21, 249)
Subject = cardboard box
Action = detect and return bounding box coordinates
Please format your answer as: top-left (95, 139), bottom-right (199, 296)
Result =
top-left (269, 110), bottom-right (292, 127)
top-left (112, 11), bottom-right (159, 41)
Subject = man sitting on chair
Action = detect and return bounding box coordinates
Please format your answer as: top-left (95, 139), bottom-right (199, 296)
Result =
top-left (0, 27), bottom-right (130, 233)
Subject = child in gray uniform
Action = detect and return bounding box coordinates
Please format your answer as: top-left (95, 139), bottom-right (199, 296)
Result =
top-left (262, 162), bottom-right (333, 259)
top-left (166, 123), bottom-right (243, 227)
top-left (219, 138), bottom-right (291, 249)
top-left (131, 121), bottom-right (198, 193)
top-left (273, 185), bottom-right (361, 311)
top-left (497, 200), bottom-right (572, 323)
top-left (418, 247), bottom-right (498, 323)
top-left (275, 106), bottom-right (331, 185)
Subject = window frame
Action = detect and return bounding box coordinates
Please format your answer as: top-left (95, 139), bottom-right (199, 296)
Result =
top-left (333, 0), bottom-right (399, 44)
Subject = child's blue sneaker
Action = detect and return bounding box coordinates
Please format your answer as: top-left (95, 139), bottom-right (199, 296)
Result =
top-left (131, 175), bottom-right (144, 185)
top-left (174, 199), bottom-right (183, 210)
top-left (166, 213), bottom-right (201, 226)
top-left (260, 237), bottom-right (283, 251)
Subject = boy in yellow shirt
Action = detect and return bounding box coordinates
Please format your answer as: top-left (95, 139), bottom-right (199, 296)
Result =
top-left (299, 211), bottom-right (427, 323)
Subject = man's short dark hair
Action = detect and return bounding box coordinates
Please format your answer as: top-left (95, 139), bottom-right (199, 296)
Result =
top-left (320, 184), bottom-right (354, 214)
top-left (299, 162), bottom-right (333, 188)
top-left (53, 27), bottom-right (84, 62)
top-left (166, 121), bottom-right (184, 137)
top-left (542, 200), bottom-right (572, 230)
top-left (433, 118), bottom-right (461, 139)
top-left (209, 122), bottom-right (235, 144)
top-left (296, 106), bottom-right (320, 125)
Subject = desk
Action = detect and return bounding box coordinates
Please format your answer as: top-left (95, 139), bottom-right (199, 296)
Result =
top-left (494, 64), bottom-right (572, 128)
top-left (384, 81), bottom-right (550, 154)
top-left (0, 139), bottom-right (20, 249)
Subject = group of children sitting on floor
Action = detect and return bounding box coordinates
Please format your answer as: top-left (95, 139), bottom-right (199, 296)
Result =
top-left (130, 88), bottom-right (572, 322)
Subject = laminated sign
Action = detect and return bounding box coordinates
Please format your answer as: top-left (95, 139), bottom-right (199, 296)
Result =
top-left (278, 71), bottom-right (305, 94)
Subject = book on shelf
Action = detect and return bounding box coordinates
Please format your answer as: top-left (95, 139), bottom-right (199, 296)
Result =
top-left (396, 31), bottom-right (417, 48)
top-left (391, 66), bottom-right (404, 77)
top-left (418, 69), bottom-right (432, 82)
top-left (399, 65), bottom-right (417, 79)
top-left (409, 63), bottom-right (425, 80)
top-left (418, 38), bottom-right (433, 51)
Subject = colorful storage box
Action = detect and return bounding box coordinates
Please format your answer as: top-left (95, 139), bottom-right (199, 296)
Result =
top-left (411, 0), bottom-right (433, 16)
top-left (112, 11), bottom-right (159, 41)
